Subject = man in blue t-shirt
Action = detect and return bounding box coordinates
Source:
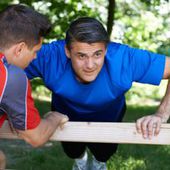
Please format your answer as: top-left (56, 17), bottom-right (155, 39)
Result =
top-left (25, 17), bottom-right (170, 170)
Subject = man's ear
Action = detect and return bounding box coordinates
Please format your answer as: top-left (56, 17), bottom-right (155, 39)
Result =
top-left (64, 45), bottom-right (71, 59)
top-left (14, 42), bottom-right (26, 57)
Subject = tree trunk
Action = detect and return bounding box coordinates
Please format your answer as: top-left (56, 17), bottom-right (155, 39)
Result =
top-left (107, 0), bottom-right (116, 38)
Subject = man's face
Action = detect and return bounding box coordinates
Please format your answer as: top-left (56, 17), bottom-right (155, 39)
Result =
top-left (13, 39), bottom-right (42, 69)
top-left (65, 41), bottom-right (106, 83)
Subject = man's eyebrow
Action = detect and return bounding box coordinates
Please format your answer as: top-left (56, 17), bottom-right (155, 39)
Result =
top-left (93, 50), bottom-right (103, 53)
top-left (76, 52), bottom-right (87, 55)
top-left (76, 49), bottom-right (104, 55)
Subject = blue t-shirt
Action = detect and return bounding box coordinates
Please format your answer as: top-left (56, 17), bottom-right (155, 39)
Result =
top-left (25, 40), bottom-right (165, 122)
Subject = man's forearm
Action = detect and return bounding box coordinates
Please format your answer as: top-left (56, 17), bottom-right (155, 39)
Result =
top-left (156, 80), bottom-right (170, 122)
top-left (18, 112), bottom-right (68, 147)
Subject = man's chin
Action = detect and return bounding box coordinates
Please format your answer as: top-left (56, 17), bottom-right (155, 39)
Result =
top-left (78, 76), bottom-right (97, 84)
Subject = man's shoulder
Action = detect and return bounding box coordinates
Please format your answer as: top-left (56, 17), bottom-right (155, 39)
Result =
top-left (42, 40), bottom-right (65, 50)
top-left (6, 65), bottom-right (27, 86)
top-left (106, 42), bottom-right (130, 59)
top-left (107, 42), bottom-right (129, 51)
top-left (38, 40), bottom-right (68, 67)
top-left (40, 40), bottom-right (66, 59)
top-left (0, 59), bottom-right (27, 94)
top-left (0, 64), bottom-right (27, 104)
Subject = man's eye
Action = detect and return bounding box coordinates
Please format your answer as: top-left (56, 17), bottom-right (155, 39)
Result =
top-left (79, 54), bottom-right (85, 59)
top-left (95, 52), bottom-right (102, 58)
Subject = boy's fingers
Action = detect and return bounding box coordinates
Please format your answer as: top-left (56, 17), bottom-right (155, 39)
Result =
top-left (59, 115), bottom-right (69, 129)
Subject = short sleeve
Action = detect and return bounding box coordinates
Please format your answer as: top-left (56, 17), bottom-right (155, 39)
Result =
top-left (25, 40), bottom-right (65, 79)
top-left (25, 40), bottom-right (67, 90)
top-left (129, 47), bottom-right (165, 85)
top-left (1, 65), bottom-right (41, 130)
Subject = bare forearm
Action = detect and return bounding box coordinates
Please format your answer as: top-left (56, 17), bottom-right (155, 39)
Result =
top-left (156, 80), bottom-right (170, 122)
top-left (163, 56), bottom-right (170, 79)
top-left (20, 119), bottom-right (57, 147)
top-left (136, 56), bottom-right (170, 139)
top-left (18, 112), bottom-right (68, 147)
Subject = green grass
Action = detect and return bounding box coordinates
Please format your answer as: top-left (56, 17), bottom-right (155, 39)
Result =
top-left (1, 100), bottom-right (170, 170)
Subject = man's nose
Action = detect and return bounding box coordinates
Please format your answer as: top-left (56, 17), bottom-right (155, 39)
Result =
top-left (86, 58), bottom-right (94, 69)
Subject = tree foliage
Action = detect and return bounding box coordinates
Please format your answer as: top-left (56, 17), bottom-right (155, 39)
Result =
top-left (19, 0), bottom-right (101, 40)
top-left (0, 0), bottom-right (169, 91)
top-left (112, 0), bottom-right (169, 54)
top-left (1, 0), bottom-right (168, 54)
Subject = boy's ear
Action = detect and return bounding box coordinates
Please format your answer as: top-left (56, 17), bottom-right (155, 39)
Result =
top-left (14, 42), bottom-right (26, 57)
top-left (64, 45), bottom-right (71, 59)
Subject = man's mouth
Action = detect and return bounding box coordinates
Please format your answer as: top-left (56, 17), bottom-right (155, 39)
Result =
top-left (84, 70), bottom-right (96, 75)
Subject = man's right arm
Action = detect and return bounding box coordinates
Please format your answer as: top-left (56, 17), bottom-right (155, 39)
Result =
top-left (17, 111), bottom-right (68, 147)
top-left (2, 65), bottom-right (68, 147)
top-left (1, 111), bottom-right (68, 147)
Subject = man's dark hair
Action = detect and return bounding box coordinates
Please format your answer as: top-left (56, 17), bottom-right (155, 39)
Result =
top-left (65, 17), bottom-right (110, 50)
top-left (0, 4), bottom-right (51, 50)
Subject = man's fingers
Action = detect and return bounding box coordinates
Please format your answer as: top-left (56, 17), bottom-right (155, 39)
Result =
top-left (61, 115), bottom-right (69, 123)
top-left (140, 118), bottom-right (150, 139)
top-left (136, 118), bottom-right (145, 134)
top-left (136, 116), bottom-right (153, 139)
top-left (154, 121), bottom-right (161, 136)
top-left (44, 111), bottom-right (69, 129)
top-left (136, 115), bottom-right (162, 139)
top-left (59, 115), bottom-right (69, 129)
top-left (147, 119), bottom-right (155, 139)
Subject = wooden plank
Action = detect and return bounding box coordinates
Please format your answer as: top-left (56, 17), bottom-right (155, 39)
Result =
top-left (0, 121), bottom-right (19, 140)
top-left (1, 121), bottom-right (170, 145)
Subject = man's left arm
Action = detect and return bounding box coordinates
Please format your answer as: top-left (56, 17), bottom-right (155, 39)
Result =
top-left (136, 56), bottom-right (170, 139)
top-left (162, 57), bottom-right (170, 79)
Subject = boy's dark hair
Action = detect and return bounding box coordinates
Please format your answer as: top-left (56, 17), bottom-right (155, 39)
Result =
top-left (0, 4), bottom-right (51, 50)
top-left (65, 17), bottom-right (110, 50)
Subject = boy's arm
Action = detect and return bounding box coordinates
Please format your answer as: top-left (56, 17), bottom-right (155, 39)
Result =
top-left (1, 66), bottom-right (68, 147)
top-left (17, 111), bottom-right (68, 147)
top-left (1, 112), bottom-right (68, 147)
